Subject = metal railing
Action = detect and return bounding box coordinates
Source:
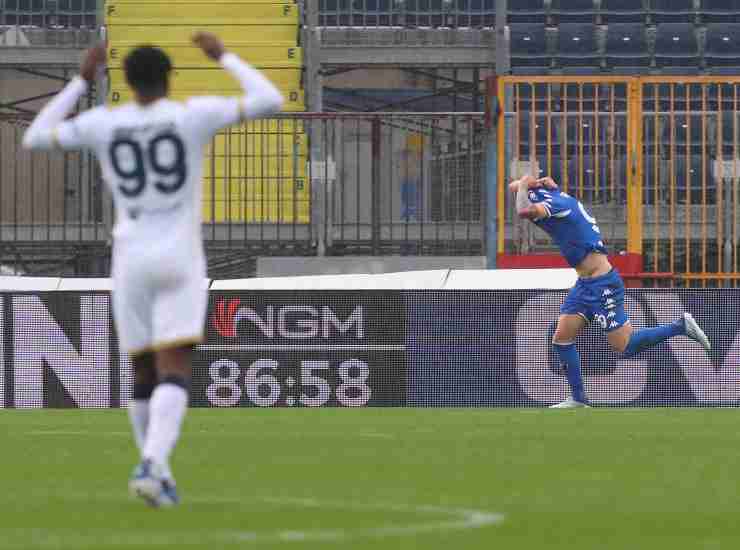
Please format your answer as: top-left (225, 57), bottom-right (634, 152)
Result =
top-left (304, 112), bottom-right (486, 255)
top-left (0, 26), bottom-right (98, 47)
top-left (0, 113), bottom-right (487, 274)
top-left (0, 0), bottom-right (100, 47)
top-left (318, 0), bottom-right (496, 29)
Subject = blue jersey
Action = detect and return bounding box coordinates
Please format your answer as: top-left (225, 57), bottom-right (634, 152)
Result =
top-left (528, 187), bottom-right (608, 268)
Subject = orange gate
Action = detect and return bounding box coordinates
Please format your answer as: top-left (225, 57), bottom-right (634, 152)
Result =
top-left (497, 76), bottom-right (740, 287)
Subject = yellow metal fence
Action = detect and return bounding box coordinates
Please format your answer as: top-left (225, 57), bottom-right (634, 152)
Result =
top-left (498, 76), bottom-right (740, 287)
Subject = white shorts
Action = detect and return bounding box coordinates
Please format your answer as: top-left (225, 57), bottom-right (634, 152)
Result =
top-left (112, 248), bottom-right (208, 356)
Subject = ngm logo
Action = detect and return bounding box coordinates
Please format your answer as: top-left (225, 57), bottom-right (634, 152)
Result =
top-left (212, 299), bottom-right (365, 340)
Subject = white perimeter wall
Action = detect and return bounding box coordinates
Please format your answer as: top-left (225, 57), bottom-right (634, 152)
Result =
top-left (1, 268), bottom-right (577, 291)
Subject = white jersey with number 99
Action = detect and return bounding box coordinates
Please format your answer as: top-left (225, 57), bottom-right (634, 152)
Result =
top-left (61, 97), bottom-right (243, 251)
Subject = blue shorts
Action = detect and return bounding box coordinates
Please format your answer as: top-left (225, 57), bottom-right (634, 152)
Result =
top-left (560, 269), bottom-right (629, 332)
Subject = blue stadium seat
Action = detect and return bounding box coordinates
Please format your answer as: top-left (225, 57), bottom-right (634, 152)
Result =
top-left (600, 0), bottom-right (648, 23)
top-left (550, 0), bottom-right (597, 23)
top-left (704, 24), bottom-right (740, 67)
top-left (651, 0), bottom-right (696, 23)
top-left (507, 0), bottom-right (546, 24)
top-left (556, 23), bottom-right (600, 68)
top-left (654, 23), bottom-right (700, 70)
top-left (605, 23), bottom-right (651, 71)
top-left (700, 0), bottom-right (740, 23)
top-left (509, 24), bottom-right (550, 71)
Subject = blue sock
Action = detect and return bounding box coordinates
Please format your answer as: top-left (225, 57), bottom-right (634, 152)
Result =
top-left (622, 320), bottom-right (685, 358)
top-left (554, 343), bottom-right (586, 403)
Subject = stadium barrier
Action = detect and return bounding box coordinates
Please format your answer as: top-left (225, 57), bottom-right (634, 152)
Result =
top-left (1, 270), bottom-right (738, 409)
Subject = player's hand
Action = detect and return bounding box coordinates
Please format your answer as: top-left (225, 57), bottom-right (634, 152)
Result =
top-left (80, 43), bottom-right (107, 84)
top-left (537, 176), bottom-right (558, 189)
top-left (192, 31), bottom-right (226, 61)
top-left (508, 175), bottom-right (533, 192)
top-left (520, 174), bottom-right (538, 189)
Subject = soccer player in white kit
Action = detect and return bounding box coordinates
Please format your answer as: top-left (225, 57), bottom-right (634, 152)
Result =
top-left (22, 33), bottom-right (284, 507)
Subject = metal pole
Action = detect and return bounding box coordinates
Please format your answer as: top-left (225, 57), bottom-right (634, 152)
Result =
top-left (487, 0), bottom-right (507, 269)
top-left (371, 118), bottom-right (381, 255)
top-left (723, 174), bottom-right (734, 288)
top-left (304, 0), bottom-right (327, 255)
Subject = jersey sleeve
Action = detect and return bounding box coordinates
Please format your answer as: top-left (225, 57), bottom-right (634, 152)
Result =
top-left (528, 188), bottom-right (572, 219)
top-left (184, 96), bottom-right (242, 140)
top-left (54, 107), bottom-right (107, 150)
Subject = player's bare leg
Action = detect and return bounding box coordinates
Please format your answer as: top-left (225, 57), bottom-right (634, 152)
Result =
top-left (551, 314), bottom-right (590, 408)
top-left (130, 344), bottom-right (192, 507)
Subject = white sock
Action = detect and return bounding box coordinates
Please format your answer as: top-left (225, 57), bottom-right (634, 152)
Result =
top-left (129, 398), bottom-right (176, 482)
top-left (142, 383), bottom-right (188, 473)
top-left (128, 399), bottom-right (150, 453)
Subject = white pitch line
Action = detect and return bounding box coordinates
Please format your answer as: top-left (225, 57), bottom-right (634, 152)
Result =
top-left (26, 431), bottom-right (130, 436)
top-left (2, 496), bottom-right (503, 548)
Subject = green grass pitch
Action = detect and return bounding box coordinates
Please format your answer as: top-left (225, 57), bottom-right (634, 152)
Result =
top-left (1, 408), bottom-right (739, 549)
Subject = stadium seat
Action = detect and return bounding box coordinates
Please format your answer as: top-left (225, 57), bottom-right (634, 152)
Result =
top-left (700, 0), bottom-right (740, 23)
top-left (651, 0), bottom-right (696, 23)
top-left (550, 0), bottom-right (597, 23)
top-left (704, 24), bottom-right (740, 67)
top-left (509, 24), bottom-right (550, 70)
top-left (556, 23), bottom-right (600, 68)
top-left (605, 23), bottom-right (651, 71)
top-left (654, 23), bottom-right (700, 70)
top-left (507, 0), bottom-right (546, 24)
top-left (600, 0), bottom-right (648, 24)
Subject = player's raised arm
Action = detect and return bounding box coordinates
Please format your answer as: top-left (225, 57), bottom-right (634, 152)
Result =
top-left (509, 175), bottom-right (549, 220)
top-left (22, 44), bottom-right (106, 151)
top-left (188, 31), bottom-right (284, 134)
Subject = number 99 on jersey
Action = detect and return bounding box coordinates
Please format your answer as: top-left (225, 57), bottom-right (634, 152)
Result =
top-left (197, 354), bottom-right (406, 408)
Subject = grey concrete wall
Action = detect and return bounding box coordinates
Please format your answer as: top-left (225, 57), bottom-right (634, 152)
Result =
top-left (257, 256), bottom-right (486, 277)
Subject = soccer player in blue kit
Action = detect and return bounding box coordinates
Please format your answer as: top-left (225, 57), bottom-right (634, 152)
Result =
top-left (509, 174), bottom-right (711, 408)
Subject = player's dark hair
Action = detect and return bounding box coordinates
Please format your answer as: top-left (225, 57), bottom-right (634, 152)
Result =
top-left (123, 45), bottom-right (172, 97)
